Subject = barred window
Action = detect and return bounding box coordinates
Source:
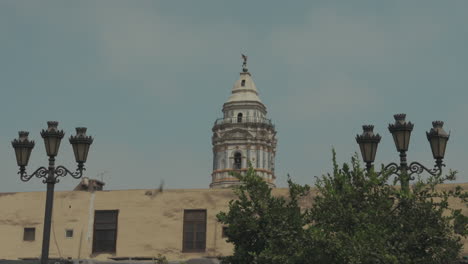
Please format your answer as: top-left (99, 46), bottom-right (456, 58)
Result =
top-left (92, 210), bottom-right (118, 253)
top-left (183, 209), bottom-right (207, 252)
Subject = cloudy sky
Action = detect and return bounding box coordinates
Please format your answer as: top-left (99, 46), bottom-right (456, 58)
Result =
top-left (1, 0), bottom-right (467, 192)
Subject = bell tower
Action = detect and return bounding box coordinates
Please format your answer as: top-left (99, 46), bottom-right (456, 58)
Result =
top-left (210, 56), bottom-right (277, 188)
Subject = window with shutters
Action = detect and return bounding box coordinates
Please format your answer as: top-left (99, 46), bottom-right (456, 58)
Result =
top-left (23, 227), bottom-right (35, 241)
top-left (183, 209), bottom-right (207, 252)
top-left (92, 210), bottom-right (118, 254)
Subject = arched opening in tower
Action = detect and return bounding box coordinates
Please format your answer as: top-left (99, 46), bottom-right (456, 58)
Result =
top-left (234, 152), bottom-right (242, 170)
top-left (237, 113), bottom-right (243, 123)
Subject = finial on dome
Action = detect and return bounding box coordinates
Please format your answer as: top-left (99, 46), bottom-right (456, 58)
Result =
top-left (241, 53), bottom-right (248, 72)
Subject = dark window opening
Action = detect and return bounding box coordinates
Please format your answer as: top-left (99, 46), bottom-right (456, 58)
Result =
top-left (237, 113), bottom-right (243, 123)
top-left (92, 210), bottom-right (118, 254)
top-left (234, 152), bottom-right (242, 170)
top-left (66, 229), bottom-right (74, 238)
top-left (23, 227), bottom-right (35, 241)
top-left (222, 226), bottom-right (228, 238)
top-left (183, 209), bottom-right (207, 252)
top-left (241, 80), bottom-right (246, 87)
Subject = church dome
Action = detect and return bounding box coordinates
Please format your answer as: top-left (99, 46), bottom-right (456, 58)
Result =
top-left (226, 71), bottom-right (262, 103)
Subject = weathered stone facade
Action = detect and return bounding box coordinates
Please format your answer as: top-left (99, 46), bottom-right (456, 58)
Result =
top-left (210, 65), bottom-right (277, 188)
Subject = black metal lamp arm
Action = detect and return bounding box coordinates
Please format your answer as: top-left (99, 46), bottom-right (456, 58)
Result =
top-left (376, 162), bottom-right (401, 177)
top-left (18, 164), bottom-right (84, 183)
top-left (54, 165), bottom-right (84, 182)
top-left (18, 166), bottom-right (49, 182)
top-left (408, 161), bottom-right (443, 178)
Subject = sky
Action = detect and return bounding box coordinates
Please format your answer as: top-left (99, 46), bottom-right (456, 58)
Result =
top-left (0, 0), bottom-right (467, 192)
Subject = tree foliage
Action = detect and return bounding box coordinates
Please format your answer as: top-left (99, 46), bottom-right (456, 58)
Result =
top-left (310, 150), bottom-right (466, 263)
top-left (217, 152), bottom-right (467, 264)
top-left (216, 166), bottom-right (314, 264)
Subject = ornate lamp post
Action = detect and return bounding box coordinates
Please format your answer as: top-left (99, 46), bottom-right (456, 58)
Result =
top-left (11, 121), bottom-right (93, 264)
top-left (355, 125), bottom-right (381, 171)
top-left (356, 114), bottom-right (449, 193)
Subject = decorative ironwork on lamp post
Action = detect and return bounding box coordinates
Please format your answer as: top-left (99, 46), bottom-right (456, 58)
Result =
top-left (356, 114), bottom-right (449, 193)
top-left (11, 121), bottom-right (93, 264)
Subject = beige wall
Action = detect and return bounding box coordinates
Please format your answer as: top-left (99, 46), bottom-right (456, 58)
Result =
top-left (0, 188), bottom-right (265, 261)
top-left (0, 184), bottom-right (466, 261)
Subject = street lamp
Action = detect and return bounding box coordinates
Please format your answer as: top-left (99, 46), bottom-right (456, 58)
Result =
top-left (11, 121), bottom-right (93, 264)
top-left (426, 121), bottom-right (450, 167)
top-left (356, 114), bottom-right (449, 192)
top-left (355, 125), bottom-right (381, 170)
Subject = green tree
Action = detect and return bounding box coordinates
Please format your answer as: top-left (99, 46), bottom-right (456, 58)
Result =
top-left (310, 150), bottom-right (466, 263)
top-left (218, 152), bottom-right (467, 264)
top-left (216, 166), bottom-right (315, 264)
